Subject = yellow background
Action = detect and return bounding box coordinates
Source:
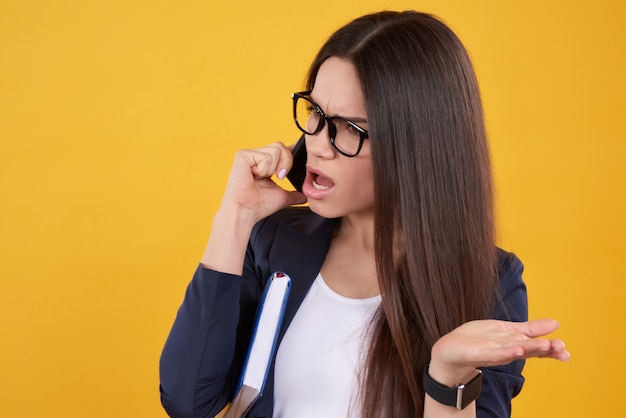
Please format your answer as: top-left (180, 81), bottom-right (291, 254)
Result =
top-left (1, 0), bottom-right (623, 417)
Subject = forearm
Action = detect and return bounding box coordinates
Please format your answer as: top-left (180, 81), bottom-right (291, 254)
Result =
top-left (201, 205), bottom-right (258, 275)
top-left (424, 396), bottom-right (476, 418)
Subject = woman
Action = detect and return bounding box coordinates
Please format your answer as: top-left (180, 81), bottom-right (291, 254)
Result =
top-left (160, 10), bottom-right (569, 418)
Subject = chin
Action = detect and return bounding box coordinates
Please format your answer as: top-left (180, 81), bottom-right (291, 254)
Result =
top-left (307, 201), bottom-right (344, 219)
top-left (308, 200), bottom-right (374, 220)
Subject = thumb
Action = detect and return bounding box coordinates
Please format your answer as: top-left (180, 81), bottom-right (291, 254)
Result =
top-left (507, 318), bottom-right (560, 338)
top-left (284, 191), bottom-right (307, 207)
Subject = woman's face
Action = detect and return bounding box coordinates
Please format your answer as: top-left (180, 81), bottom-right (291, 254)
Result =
top-left (302, 56), bottom-right (375, 220)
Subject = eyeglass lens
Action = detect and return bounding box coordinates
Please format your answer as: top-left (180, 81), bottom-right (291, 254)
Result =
top-left (294, 95), bottom-right (363, 156)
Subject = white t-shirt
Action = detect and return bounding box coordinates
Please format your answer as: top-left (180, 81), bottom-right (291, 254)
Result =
top-left (273, 273), bottom-right (382, 418)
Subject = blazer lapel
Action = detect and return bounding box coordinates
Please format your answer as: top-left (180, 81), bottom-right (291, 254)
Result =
top-left (268, 213), bottom-right (336, 340)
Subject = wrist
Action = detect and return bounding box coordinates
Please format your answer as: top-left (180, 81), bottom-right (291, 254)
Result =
top-left (427, 360), bottom-right (476, 388)
top-left (423, 365), bottom-right (482, 410)
top-left (214, 203), bottom-right (259, 227)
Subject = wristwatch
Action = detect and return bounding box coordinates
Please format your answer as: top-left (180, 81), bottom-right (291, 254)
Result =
top-left (423, 365), bottom-right (482, 410)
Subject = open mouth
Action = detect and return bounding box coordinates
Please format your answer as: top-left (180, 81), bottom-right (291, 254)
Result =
top-left (312, 173), bottom-right (335, 190)
top-left (302, 168), bottom-right (336, 199)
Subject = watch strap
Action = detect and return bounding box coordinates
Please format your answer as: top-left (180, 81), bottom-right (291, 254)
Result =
top-left (422, 366), bottom-right (482, 410)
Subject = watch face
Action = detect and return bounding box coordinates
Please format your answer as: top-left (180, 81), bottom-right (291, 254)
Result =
top-left (458, 370), bottom-right (483, 409)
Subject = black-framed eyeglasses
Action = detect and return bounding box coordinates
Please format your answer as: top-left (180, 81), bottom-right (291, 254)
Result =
top-left (291, 91), bottom-right (369, 157)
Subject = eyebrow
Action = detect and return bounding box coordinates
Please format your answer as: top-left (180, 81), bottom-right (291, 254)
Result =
top-left (345, 116), bottom-right (368, 124)
top-left (310, 95), bottom-right (368, 124)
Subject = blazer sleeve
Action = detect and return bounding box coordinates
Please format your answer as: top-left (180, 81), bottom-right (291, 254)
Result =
top-left (159, 218), bottom-right (274, 418)
top-left (159, 267), bottom-right (244, 418)
top-left (476, 250), bottom-right (529, 418)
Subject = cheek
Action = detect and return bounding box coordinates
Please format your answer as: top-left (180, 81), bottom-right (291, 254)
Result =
top-left (344, 160), bottom-right (375, 202)
top-left (359, 157), bottom-right (374, 185)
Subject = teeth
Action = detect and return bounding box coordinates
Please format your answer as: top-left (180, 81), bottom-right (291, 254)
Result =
top-left (312, 180), bottom-right (329, 190)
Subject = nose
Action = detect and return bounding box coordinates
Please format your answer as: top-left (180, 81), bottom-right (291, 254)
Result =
top-left (305, 119), bottom-right (336, 159)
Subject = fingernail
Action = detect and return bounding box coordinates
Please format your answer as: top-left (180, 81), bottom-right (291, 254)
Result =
top-left (277, 168), bottom-right (287, 179)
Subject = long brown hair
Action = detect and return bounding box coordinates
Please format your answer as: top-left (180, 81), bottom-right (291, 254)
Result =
top-left (306, 11), bottom-right (498, 417)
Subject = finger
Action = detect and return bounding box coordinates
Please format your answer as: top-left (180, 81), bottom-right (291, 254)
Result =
top-left (543, 339), bottom-right (571, 362)
top-left (549, 338), bottom-right (566, 352)
top-left (537, 349), bottom-right (571, 362)
top-left (475, 345), bottom-right (529, 366)
top-left (514, 338), bottom-right (553, 356)
top-left (238, 145), bottom-right (286, 179)
top-left (527, 318), bottom-right (561, 337)
top-left (506, 318), bottom-right (560, 338)
top-left (505, 337), bottom-right (571, 361)
top-left (479, 342), bottom-right (570, 367)
top-left (551, 349), bottom-right (571, 362)
top-left (284, 191), bottom-right (307, 206)
top-left (478, 341), bottom-right (552, 366)
top-left (271, 142), bottom-right (295, 179)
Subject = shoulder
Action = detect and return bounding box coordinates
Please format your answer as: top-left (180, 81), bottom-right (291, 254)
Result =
top-left (495, 248), bottom-right (526, 294)
top-left (496, 248), bottom-right (524, 277)
top-left (493, 248), bottom-right (528, 323)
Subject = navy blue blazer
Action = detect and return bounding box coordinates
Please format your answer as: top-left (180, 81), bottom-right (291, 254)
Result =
top-left (160, 207), bottom-right (528, 418)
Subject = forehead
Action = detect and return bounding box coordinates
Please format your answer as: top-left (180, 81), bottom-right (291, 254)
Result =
top-left (311, 57), bottom-right (367, 118)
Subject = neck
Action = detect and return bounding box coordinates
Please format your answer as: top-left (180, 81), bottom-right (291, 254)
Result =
top-left (337, 210), bottom-right (375, 251)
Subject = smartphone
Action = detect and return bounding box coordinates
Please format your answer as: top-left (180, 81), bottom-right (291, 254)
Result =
top-left (287, 134), bottom-right (307, 192)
